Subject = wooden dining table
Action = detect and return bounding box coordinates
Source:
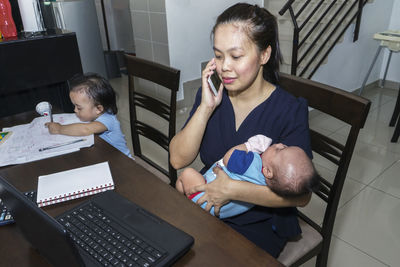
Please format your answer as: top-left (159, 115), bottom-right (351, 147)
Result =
top-left (0, 111), bottom-right (282, 266)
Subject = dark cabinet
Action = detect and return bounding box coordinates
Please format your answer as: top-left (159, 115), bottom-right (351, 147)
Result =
top-left (0, 30), bottom-right (83, 117)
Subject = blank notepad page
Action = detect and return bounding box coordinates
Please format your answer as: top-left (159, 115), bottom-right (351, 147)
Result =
top-left (37, 162), bottom-right (114, 207)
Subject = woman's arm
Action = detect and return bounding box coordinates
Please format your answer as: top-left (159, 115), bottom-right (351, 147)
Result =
top-left (189, 167), bottom-right (311, 216)
top-left (45, 121), bottom-right (107, 136)
top-left (170, 104), bottom-right (214, 169)
top-left (226, 173), bottom-right (311, 207)
top-left (170, 59), bottom-right (223, 169)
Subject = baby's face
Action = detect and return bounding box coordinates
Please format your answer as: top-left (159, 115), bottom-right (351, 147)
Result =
top-left (261, 143), bottom-right (300, 174)
top-left (262, 144), bottom-right (308, 182)
top-left (70, 90), bottom-right (102, 122)
top-left (262, 143), bottom-right (288, 165)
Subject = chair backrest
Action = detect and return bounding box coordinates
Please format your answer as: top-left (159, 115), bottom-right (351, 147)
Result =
top-left (279, 72), bottom-right (371, 266)
top-left (124, 54), bottom-right (180, 186)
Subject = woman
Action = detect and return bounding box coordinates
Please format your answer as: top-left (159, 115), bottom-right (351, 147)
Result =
top-left (169, 3), bottom-right (312, 257)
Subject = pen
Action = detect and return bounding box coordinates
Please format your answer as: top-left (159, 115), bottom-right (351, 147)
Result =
top-left (38, 138), bottom-right (86, 152)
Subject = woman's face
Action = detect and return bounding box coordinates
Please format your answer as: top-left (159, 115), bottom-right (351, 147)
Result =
top-left (213, 23), bottom-right (269, 93)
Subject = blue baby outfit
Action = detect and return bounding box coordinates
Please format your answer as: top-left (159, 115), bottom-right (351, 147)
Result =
top-left (191, 150), bottom-right (267, 219)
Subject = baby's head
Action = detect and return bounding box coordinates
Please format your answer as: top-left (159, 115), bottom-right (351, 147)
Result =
top-left (68, 73), bottom-right (117, 121)
top-left (261, 143), bottom-right (318, 196)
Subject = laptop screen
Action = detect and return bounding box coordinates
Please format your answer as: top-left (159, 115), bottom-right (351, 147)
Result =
top-left (0, 175), bottom-right (84, 267)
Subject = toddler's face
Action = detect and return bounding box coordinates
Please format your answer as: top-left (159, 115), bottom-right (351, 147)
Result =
top-left (70, 91), bottom-right (102, 122)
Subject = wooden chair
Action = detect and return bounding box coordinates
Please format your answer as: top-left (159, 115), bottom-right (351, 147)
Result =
top-left (389, 85), bottom-right (400, 142)
top-left (124, 54), bottom-right (180, 187)
top-left (277, 73), bottom-right (371, 266)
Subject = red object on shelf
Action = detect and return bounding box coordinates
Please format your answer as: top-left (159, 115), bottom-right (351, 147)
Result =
top-left (0, 0), bottom-right (17, 38)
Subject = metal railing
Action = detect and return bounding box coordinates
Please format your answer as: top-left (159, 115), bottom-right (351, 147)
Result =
top-left (279, 0), bottom-right (369, 78)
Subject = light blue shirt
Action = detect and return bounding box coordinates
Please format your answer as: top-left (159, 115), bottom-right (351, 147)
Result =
top-left (96, 113), bottom-right (132, 157)
top-left (192, 150), bottom-right (266, 218)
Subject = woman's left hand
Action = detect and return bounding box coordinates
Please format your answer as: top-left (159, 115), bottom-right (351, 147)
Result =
top-left (188, 165), bottom-right (231, 216)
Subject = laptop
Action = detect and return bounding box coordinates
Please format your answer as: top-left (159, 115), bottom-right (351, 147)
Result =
top-left (0, 175), bottom-right (194, 267)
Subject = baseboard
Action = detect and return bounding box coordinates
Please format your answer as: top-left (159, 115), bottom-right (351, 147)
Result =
top-left (381, 80), bottom-right (400, 90)
top-left (352, 80), bottom-right (379, 95)
top-left (353, 80), bottom-right (399, 95)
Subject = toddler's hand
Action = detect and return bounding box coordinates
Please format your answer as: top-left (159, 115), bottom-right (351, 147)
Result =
top-left (45, 122), bottom-right (62, 134)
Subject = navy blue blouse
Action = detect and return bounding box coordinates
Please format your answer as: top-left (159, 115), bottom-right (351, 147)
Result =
top-left (187, 85), bottom-right (312, 173)
top-left (184, 85), bottom-right (312, 257)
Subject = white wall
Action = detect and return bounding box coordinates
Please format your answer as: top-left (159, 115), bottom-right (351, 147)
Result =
top-left (381, 0), bottom-right (400, 83)
top-left (166, 0), bottom-right (263, 100)
top-left (312, 0), bottom-right (396, 91)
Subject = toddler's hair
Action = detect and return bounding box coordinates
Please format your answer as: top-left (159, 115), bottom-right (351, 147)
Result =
top-left (68, 73), bottom-right (118, 114)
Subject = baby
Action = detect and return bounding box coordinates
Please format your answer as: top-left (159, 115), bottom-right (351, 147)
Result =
top-left (176, 135), bottom-right (318, 218)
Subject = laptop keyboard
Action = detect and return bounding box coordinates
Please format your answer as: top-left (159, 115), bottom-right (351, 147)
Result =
top-left (57, 202), bottom-right (166, 267)
top-left (0, 198), bottom-right (13, 226)
top-left (1, 191), bottom-right (36, 226)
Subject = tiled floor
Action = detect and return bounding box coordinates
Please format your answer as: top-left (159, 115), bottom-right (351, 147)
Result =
top-left (111, 74), bottom-right (400, 267)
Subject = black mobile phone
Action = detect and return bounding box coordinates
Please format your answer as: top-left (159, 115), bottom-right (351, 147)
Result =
top-left (207, 72), bottom-right (222, 96)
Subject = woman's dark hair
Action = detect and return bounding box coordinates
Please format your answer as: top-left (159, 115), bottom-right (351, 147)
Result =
top-left (212, 3), bottom-right (282, 85)
top-left (68, 73), bottom-right (118, 114)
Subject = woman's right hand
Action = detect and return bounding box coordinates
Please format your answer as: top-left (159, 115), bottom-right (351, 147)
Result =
top-left (188, 165), bottom-right (232, 217)
top-left (201, 58), bottom-right (223, 110)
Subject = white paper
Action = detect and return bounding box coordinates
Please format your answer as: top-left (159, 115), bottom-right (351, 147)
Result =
top-left (0, 114), bottom-right (94, 167)
top-left (37, 162), bottom-right (114, 207)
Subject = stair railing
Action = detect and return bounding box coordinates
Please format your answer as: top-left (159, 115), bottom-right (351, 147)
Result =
top-left (279, 0), bottom-right (369, 78)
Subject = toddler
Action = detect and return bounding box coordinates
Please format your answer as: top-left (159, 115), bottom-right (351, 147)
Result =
top-left (45, 73), bottom-right (132, 157)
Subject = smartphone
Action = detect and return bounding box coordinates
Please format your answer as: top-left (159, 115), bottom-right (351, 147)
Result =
top-left (207, 72), bottom-right (222, 96)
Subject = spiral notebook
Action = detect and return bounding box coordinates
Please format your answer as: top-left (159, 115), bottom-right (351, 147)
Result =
top-left (37, 162), bottom-right (114, 207)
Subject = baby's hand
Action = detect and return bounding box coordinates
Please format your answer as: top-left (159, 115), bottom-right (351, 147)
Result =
top-left (45, 122), bottom-right (62, 134)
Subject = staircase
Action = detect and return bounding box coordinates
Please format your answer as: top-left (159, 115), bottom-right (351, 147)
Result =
top-left (265, 0), bottom-right (373, 79)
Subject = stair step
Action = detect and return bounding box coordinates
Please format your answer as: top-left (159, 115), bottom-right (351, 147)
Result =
top-left (281, 56), bottom-right (328, 78)
top-left (280, 43), bottom-right (330, 69)
top-left (268, 0), bottom-right (352, 18)
top-left (276, 7), bottom-right (358, 26)
top-left (278, 17), bottom-right (353, 41)
top-left (267, 0), bottom-right (365, 77)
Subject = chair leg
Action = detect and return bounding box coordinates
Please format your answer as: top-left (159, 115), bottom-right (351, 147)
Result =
top-left (391, 114), bottom-right (400, 143)
top-left (381, 50), bottom-right (393, 88)
top-left (359, 46), bottom-right (382, 95)
top-left (389, 88), bottom-right (400, 127)
top-left (316, 244), bottom-right (329, 267)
